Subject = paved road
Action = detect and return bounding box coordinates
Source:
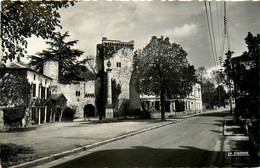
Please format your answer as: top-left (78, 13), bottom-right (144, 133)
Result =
top-left (43, 111), bottom-right (229, 167)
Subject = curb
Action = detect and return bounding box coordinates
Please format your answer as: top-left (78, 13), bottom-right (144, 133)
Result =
top-left (10, 120), bottom-right (177, 168)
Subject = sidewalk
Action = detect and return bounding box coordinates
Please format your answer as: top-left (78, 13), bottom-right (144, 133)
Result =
top-left (0, 119), bottom-right (177, 168)
top-left (212, 116), bottom-right (260, 167)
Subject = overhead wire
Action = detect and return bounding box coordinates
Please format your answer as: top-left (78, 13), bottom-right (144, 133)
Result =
top-left (216, 2), bottom-right (223, 67)
top-left (204, 0), bottom-right (217, 69)
top-left (209, 1), bottom-right (219, 69)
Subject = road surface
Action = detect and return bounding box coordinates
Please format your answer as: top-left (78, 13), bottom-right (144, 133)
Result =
top-left (42, 111), bottom-right (229, 167)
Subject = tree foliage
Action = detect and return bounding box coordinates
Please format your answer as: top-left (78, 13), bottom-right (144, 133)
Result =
top-left (29, 31), bottom-right (85, 82)
top-left (0, 73), bottom-right (31, 107)
top-left (196, 67), bottom-right (206, 85)
top-left (202, 81), bottom-right (228, 109)
top-left (223, 32), bottom-right (259, 118)
top-left (111, 79), bottom-right (122, 109)
top-left (137, 36), bottom-right (196, 120)
top-left (1, 1), bottom-right (74, 63)
top-left (211, 70), bottom-right (224, 85)
top-left (96, 73), bottom-right (122, 120)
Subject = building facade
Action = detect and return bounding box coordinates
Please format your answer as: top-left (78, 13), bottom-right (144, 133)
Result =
top-left (0, 66), bottom-right (53, 126)
top-left (43, 60), bottom-right (96, 118)
top-left (96, 37), bottom-right (140, 116)
top-left (140, 83), bottom-right (203, 113)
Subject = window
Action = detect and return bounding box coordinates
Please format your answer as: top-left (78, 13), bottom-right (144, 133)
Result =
top-left (116, 62), bottom-right (121, 67)
top-left (34, 74), bottom-right (36, 80)
top-left (76, 91), bottom-right (80, 97)
top-left (32, 107), bottom-right (36, 123)
top-left (38, 85), bottom-right (41, 97)
top-left (41, 87), bottom-right (45, 99)
top-left (46, 88), bottom-right (50, 99)
top-left (32, 84), bottom-right (36, 97)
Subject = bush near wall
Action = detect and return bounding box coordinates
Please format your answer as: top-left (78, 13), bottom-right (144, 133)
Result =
top-left (62, 107), bottom-right (76, 120)
top-left (3, 106), bottom-right (26, 127)
top-left (175, 100), bottom-right (185, 112)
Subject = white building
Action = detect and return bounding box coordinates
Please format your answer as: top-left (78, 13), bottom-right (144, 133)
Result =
top-left (0, 64), bottom-right (53, 126)
top-left (140, 83), bottom-right (203, 113)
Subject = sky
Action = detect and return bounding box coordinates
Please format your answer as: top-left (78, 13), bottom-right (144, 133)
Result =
top-left (26, 1), bottom-right (260, 72)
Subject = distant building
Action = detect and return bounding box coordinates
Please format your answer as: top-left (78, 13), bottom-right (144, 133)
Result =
top-left (43, 60), bottom-right (96, 118)
top-left (140, 83), bottom-right (203, 113)
top-left (96, 37), bottom-right (140, 116)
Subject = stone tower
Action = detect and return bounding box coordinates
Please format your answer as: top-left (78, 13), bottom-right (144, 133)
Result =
top-left (43, 60), bottom-right (59, 83)
top-left (96, 37), bottom-right (140, 116)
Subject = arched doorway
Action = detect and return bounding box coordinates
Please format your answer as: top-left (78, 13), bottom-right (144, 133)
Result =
top-left (84, 104), bottom-right (95, 117)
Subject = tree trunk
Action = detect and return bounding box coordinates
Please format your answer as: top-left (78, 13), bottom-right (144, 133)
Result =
top-left (160, 88), bottom-right (166, 121)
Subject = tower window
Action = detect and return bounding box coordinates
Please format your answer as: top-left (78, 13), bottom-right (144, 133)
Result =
top-left (76, 91), bottom-right (80, 97)
top-left (116, 62), bottom-right (121, 67)
top-left (34, 74), bottom-right (36, 80)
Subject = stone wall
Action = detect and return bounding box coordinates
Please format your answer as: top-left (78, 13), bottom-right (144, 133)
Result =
top-left (53, 80), bottom-right (95, 118)
top-left (104, 48), bottom-right (134, 105)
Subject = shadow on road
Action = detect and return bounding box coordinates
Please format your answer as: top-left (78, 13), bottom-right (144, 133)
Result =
top-left (2, 126), bottom-right (37, 133)
top-left (199, 111), bottom-right (230, 117)
top-left (1, 143), bottom-right (35, 168)
top-left (51, 146), bottom-right (219, 167)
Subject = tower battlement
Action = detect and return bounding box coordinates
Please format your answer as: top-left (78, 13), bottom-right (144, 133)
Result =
top-left (101, 37), bottom-right (134, 48)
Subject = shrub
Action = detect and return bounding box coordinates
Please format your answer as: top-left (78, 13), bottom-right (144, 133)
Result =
top-left (175, 100), bottom-right (185, 112)
top-left (3, 106), bottom-right (26, 126)
top-left (143, 110), bottom-right (151, 119)
top-left (129, 109), bottom-right (151, 119)
top-left (131, 109), bottom-right (142, 116)
top-left (62, 107), bottom-right (76, 119)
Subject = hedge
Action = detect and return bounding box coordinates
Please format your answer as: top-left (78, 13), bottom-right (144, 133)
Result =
top-left (3, 106), bottom-right (26, 125)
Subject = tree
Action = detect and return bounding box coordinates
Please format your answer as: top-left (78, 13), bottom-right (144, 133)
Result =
top-left (0, 73), bottom-right (31, 107)
top-left (223, 32), bottom-right (259, 118)
top-left (0, 73), bottom-right (31, 126)
top-left (29, 31), bottom-right (84, 82)
top-left (211, 70), bottom-right (224, 86)
top-left (196, 67), bottom-right (206, 84)
top-left (211, 70), bottom-right (225, 107)
top-left (137, 36), bottom-right (196, 120)
top-left (212, 85), bottom-right (227, 107)
top-left (222, 50), bottom-right (234, 114)
top-left (202, 79), bottom-right (215, 109)
top-left (196, 66), bottom-right (206, 95)
top-left (1, 1), bottom-right (74, 63)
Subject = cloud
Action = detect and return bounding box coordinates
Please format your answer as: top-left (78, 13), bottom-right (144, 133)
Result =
top-left (23, 1), bottom-right (260, 72)
top-left (165, 23), bottom-right (197, 39)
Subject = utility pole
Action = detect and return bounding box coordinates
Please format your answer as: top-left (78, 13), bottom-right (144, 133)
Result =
top-left (224, 1), bottom-right (232, 115)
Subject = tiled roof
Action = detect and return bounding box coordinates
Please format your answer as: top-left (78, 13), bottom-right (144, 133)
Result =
top-left (51, 93), bottom-right (67, 101)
